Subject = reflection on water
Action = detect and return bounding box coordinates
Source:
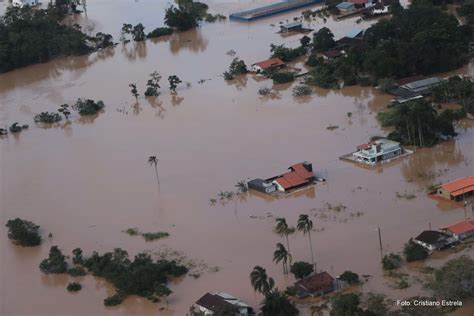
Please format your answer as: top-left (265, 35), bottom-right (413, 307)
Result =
top-left (169, 28), bottom-right (208, 55)
top-left (122, 41), bottom-right (148, 61)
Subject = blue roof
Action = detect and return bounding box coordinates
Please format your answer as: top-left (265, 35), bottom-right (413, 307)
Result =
top-left (336, 2), bottom-right (355, 9)
top-left (346, 29), bottom-right (363, 38)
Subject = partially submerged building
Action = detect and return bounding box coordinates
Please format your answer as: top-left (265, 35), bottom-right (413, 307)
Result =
top-left (389, 76), bottom-right (445, 103)
top-left (441, 219), bottom-right (474, 240)
top-left (336, 2), bottom-right (356, 12)
top-left (251, 58), bottom-right (285, 73)
top-left (280, 21), bottom-right (303, 33)
top-left (248, 162), bottom-right (317, 194)
top-left (413, 230), bottom-right (457, 251)
top-left (352, 139), bottom-right (402, 165)
top-left (436, 176), bottom-right (474, 202)
top-left (229, 0), bottom-right (323, 21)
top-left (294, 271), bottom-right (335, 298)
top-left (12, 0), bottom-right (39, 6)
top-left (195, 292), bottom-right (253, 315)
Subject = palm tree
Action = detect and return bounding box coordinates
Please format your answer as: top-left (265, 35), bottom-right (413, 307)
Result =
top-left (148, 156), bottom-right (159, 185)
top-left (297, 214), bottom-right (316, 272)
top-left (250, 266), bottom-right (275, 295)
top-left (273, 243), bottom-right (292, 274)
top-left (274, 218), bottom-right (295, 266)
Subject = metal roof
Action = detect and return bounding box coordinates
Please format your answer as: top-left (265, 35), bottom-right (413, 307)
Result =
top-left (337, 2), bottom-right (355, 9)
top-left (281, 21), bottom-right (303, 29)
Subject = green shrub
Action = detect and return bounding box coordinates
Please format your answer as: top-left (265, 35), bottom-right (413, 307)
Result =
top-left (290, 261), bottom-right (314, 279)
top-left (272, 72), bottom-right (295, 84)
top-left (73, 98), bottom-right (105, 116)
top-left (67, 282), bottom-right (82, 292)
top-left (39, 246), bottom-right (68, 274)
top-left (339, 271), bottom-right (360, 284)
top-left (404, 239), bottom-right (429, 262)
top-left (147, 27), bottom-right (173, 38)
top-left (34, 112), bottom-right (62, 123)
top-left (382, 253), bottom-right (402, 270)
top-left (5, 218), bottom-right (41, 246)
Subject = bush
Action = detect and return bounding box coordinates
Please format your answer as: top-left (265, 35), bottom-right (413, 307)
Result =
top-left (73, 98), bottom-right (105, 116)
top-left (290, 261), bottom-right (314, 279)
top-left (34, 112), bottom-right (62, 123)
top-left (147, 27), bottom-right (173, 38)
top-left (272, 72), bottom-right (295, 84)
top-left (404, 239), bottom-right (429, 262)
top-left (5, 218), bottom-right (41, 246)
top-left (67, 282), bottom-right (82, 292)
top-left (339, 271), bottom-right (360, 284)
top-left (378, 78), bottom-right (394, 92)
top-left (382, 253), bottom-right (402, 271)
top-left (258, 87), bottom-right (271, 96)
top-left (104, 294), bottom-right (124, 306)
top-left (292, 84), bottom-right (312, 96)
top-left (39, 246), bottom-right (68, 274)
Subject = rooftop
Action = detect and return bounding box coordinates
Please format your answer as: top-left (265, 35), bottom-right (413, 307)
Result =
top-left (252, 58), bottom-right (285, 70)
top-left (402, 77), bottom-right (444, 92)
top-left (356, 138), bottom-right (400, 151)
top-left (195, 292), bottom-right (250, 312)
top-left (273, 163), bottom-right (314, 190)
top-left (281, 21), bottom-right (303, 29)
top-left (322, 50), bottom-right (342, 58)
top-left (295, 271), bottom-right (334, 292)
top-left (441, 176), bottom-right (474, 197)
top-left (337, 2), bottom-right (355, 9)
top-left (415, 230), bottom-right (450, 245)
top-left (442, 219), bottom-right (474, 235)
top-left (346, 28), bottom-right (363, 38)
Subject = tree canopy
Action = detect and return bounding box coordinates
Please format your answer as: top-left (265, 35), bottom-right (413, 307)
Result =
top-left (5, 218), bottom-right (41, 246)
top-left (164, 0), bottom-right (209, 31)
top-left (403, 238), bottom-right (429, 262)
top-left (259, 290), bottom-right (299, 316)
top-left (0, 5), bottom-right (111, 73)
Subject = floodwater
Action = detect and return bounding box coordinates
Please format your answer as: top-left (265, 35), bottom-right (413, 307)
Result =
top-left (1, 0), bottom-right (473, 315)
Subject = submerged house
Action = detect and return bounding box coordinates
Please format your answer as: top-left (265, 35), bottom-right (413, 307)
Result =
top-left (336, 2), bottom-right (356, 12)
top-left (352, 139), bottom-right (402, 165)
top-left (195, 292), bottom-right (253, 315)
top-left (436, 176), bottom-right (474, 202)
top-left (294, 271), bottom-right (335, 298)
top-left (248, 162), bottom-right (317, 194)
top-left (441, 219), bottom-right (474, 240)
top-left (12, 0), bottom-right (39, 6)
top-left (280, 21), bottom-right (303, 32)
top-left (413, 230), bottom-right (457, 251)
top-left (251, 58), bottom-right (285, 73)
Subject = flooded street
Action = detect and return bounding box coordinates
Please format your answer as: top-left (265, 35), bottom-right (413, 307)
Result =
top-left (1, 0), bottom-right (473, 315)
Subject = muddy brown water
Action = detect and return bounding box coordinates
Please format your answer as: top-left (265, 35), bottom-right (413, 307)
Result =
top-left (1, 0), bottom-right (473, 315)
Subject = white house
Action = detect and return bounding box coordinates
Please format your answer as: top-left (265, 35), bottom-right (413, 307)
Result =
top-left (12, 0), bottom-right (40, 7)
top-left (353, 138), bottom-right (402, 165)
top-left (195, 292), bottom-right (253, 315)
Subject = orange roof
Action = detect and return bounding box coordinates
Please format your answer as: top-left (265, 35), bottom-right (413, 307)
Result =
top-left (441, 176), bottom-right (474, 197)
top-left (253, 58), bottom-right (285, 70)
top-left (274, 163), bottom-right (314, 190)
top-left (442, 219), bottom-right (474, 235)
top-left (357, 143), bottom-right (371, 150)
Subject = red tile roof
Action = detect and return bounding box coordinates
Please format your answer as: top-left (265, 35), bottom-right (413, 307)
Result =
top-left (357, 143), bottom-right (371, 150)
top-left (441, 176), bottom-right (474, 197)
top-left (253, 58), bottom-right (285, 70)
top-left (295, 271), bottom-right (334, 293)
top-left (442, 219), bottom-right (474, 235)
top-left (274, 163), bottom-right (314, 190)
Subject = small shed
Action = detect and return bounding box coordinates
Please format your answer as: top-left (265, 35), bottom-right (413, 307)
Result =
top-left (248, 178), bottom-right (277, 194)
top-left (414, 230), bottom-right (457, 251)
top-left (280, 21), bottom-right (303, 33)
top-left (336, 2), bottom-right (356, 12)
top-left (436, 176), bottom-right (474, 201)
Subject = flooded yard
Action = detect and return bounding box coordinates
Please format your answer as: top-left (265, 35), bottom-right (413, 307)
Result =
top-left (1, 0), bottom-right (473, 315)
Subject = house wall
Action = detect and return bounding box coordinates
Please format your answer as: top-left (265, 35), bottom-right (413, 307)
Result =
top-left (437, 187), bottom-right (453, 200)
top-left (197, 306), bottom-right (214, 315)
top-left (251, 65), bottom-right (263, 73)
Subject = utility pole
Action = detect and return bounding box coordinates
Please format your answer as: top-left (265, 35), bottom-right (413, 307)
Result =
top-left (377, 227), bottom-right (383, 259)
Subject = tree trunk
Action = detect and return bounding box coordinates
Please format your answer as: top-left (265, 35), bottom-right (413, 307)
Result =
top-left (308, 231), bottom-right (315, 273)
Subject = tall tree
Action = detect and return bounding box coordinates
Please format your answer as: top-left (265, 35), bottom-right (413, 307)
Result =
top-left (129, 83), bottom-right (139, 101)
top-left (259, 290), bottom-right (299, 316)
top-left (168, 75), bottom-right (182, 93)
top-left (273, 243), bottom-right (292, 274)
top-left (274, 217), bottom-right (295, 256)
top-left (297, 214), bottom-right (316, 272)
top-left (148, 156), bottom-right (159, 185)
top-left (250, 266), bottom-right (275, 295)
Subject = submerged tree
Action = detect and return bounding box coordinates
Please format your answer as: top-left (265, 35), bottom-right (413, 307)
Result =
top-left (297, 214), bottom-right (316, 271)
top-left (129, 83), bottom-right (139, 101)
top-left (148, 156), bottom-right (159, 185)
top-left (273, 243), bottom-right (292, 274)
top-left (274, 217), bottom-right (295, 256)
top-left (39, 246), bottom-right (68, 274)
top-left (168, 75), bottom-right (182, 93)
top-left (5, 218), bottom-right (41, 246)
top-left (164, 0), bottom-right (209, 31)
top-left (259, 290), bottom-right (299, 316)
top-left (250, 266), bottom-right (275, 295)
top-left (58, 104), bottom-right (71, 120)
top-left (144, 71), bottom-right (162, 97)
